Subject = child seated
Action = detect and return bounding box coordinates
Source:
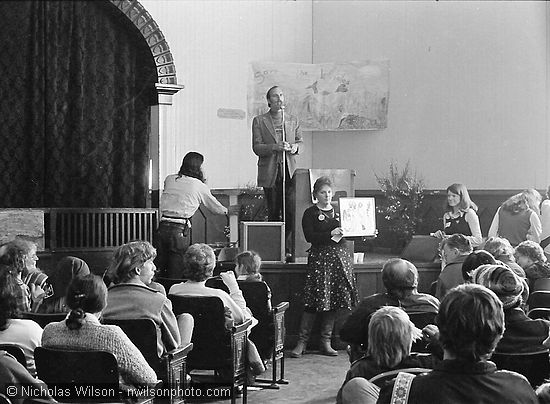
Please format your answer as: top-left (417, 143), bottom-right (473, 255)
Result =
top-left (235, 251), bottom-right (263, 282)
top-left (515, 240), bottom-right (550, 289)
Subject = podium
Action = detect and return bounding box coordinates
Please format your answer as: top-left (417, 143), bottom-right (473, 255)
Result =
top-left (292, 168), bottom-right (356, 261)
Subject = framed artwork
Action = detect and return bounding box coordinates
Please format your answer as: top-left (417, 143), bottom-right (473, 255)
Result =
top-left (339, 197), bottom-right (376, 237)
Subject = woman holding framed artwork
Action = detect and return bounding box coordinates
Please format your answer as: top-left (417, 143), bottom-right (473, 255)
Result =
top-left (289, 176), bottom-right (358, 358)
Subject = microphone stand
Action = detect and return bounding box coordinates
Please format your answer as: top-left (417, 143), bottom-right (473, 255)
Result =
top-left (281, 106), bottom-right (286, 250)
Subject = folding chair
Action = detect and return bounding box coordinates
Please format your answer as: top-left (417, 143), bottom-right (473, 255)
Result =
top-left (35, 347), bottom-right (156, 403)
top-left (168, 295), bottom-right (250, 404)
top-left (527, 291), bottom-right (550, 310)
top-left (0, 344), bottom-right (26, 368)
top-left (102, 318), bottom-right (193, 404)
top-left (491, 350), bottom-right (550, 388)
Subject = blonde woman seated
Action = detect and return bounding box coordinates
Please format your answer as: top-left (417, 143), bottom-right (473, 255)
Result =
top-left (102, 241), bottom-right (193, 357)
top-left (336, 306), bottom-right (435, 404)
top-left (169, 243), bottom-right (266, 376)
top-left (42, 274), bottom-right (158, 389)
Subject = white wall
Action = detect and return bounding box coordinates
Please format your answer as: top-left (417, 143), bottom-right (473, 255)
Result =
top-left (312, 1), bottom-right (548, 190)
top-left (141, 0), bottom-right (548, 191)
top-left (140, 0), bottom-right (313, 189)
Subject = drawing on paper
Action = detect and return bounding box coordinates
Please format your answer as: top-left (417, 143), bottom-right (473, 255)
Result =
top-left (339, 197), bottom-right (377, 237)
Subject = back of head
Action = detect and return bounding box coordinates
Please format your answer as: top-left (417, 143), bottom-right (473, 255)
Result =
top-left (515, 240), bottom-right (546, 263)
top-left (367, 306), bottom-right (421, 368)
top-left (437, 284), bottom-right (504, 361)
top-left (65, 275), bottom-right (107, 330)
top-left (0, 269), bottom-right (19, 330)
top-left (501, 193), bottom-right (529, 214)
top-left (235, 250), bottom-right (262, 276)
top-left (50, 256), bottom-right (90, 299)
top-left (461, 250), bottom-right (497, 282)
top-left (108, 241), bottom-right (156, 284)
top-left (183, 243), bottom-right (216, 281)
top-left (471, 264), bottom-right (524, 310)
top-left (446, 183), bottom-right (477, 212)
top-left (178, 152), bottom-right (205, 182)
top-left (483, 237), bottom-right (514, 261)
top-left (382, 258), bottom-right (418, 294)
top-left (442, 233), bottom-right (473, 255)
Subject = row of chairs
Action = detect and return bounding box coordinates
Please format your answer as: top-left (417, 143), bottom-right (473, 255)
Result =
top-left (2, 279), bottom-right (288, 404)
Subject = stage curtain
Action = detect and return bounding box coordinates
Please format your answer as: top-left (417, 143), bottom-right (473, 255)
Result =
top-left (0, 0), bottom-right (157, 208)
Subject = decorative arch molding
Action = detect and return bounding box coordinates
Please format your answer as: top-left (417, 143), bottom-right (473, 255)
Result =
top-left (109, 0), bottom-right (179, 86)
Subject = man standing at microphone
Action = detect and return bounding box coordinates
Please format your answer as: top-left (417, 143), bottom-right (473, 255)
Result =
top-left (252, 86), bottom-right (303, 258)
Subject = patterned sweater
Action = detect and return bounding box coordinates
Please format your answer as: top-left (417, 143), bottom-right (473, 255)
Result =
top-left (42, 313), bottom-right (158, 387)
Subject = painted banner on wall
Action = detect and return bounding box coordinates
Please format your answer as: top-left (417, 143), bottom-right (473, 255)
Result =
top-left (248, 60), bottom-right (389, 131)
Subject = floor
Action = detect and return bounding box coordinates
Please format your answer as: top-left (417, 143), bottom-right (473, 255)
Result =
top-left (192, 350), bottom-right (350, 404)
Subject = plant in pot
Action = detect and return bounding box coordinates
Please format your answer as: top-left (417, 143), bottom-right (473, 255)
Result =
top-left (375, 161), bottom-right (425, 253)
top-left (238, 183), bottom-right (269, 222)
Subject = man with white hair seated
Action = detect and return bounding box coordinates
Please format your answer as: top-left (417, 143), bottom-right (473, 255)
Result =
top-left (340, 258), bottom-right (439, 362)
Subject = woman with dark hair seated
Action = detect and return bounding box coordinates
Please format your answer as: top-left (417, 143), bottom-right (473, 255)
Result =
top-left (472, 264), bottom-right (549, 354)
top-left (336, 306), bottom-right (435, 404)
top-left (42, 274), bottom-right (158, 388)
top-left (0, 268), bottom-right (42, 377)
top-left (103, 240), bottom-right (193, 356)
top-left (38, 256), bottom-right (90, 314)
top-left (378, 284), bottom-right (538, 403)
top-left (169, 243), bottom-right (266, 377)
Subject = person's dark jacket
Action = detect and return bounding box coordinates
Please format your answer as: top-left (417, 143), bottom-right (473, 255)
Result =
top-left (340, 292), bottom-right (439, 347)
top-left (377, 359), bottom-right (538, 404)
top-left (496, 307), bottom-right (550, 354)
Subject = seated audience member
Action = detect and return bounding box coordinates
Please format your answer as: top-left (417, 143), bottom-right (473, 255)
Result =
top-left (483, 236), bottom-right (526, 278)
top-left (235, 250), bottom-right (263, 282)
top-left (38, 256), bottom-right (90, 314)
top-left (0, 350), bottom-right (54, 404)
top-left (488, 191), bottom-right (542, 246)
top-left (169, 243), bottom-right (266, 376)
top-left (377, 284), bottom-right (538, 404)
top-left (540, 186), bottom-right (550, 257)
top-left (42, 274), bottom-right (158, 388)
top-left (340, 258), bottom-right (439, 362)
top-left (337, 306), bottom-right (435, 404)
top-left (0, 240), bottom-right (45, 312)
top-left (515, 240), bottom-right (550, 289)
top-left (0, 269), bottom-right (42, 377)
top-left (472, 264), bottom-right (549, 353)
top-left (461, 250), bottom-right (497, 283)
top-left (537, 383), bottom-right (550, 404)
top-left (103, 241), bottom-right (192, 356)
top-left (235, 250), bottom-right (272, 311)
top-left (18, 240), bottom-right (48, 291)
top-left (435, 234), bottom-right (473, 299)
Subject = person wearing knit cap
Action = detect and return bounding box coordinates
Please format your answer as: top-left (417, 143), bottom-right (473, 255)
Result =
top-left (472, 264), bottom-right (550, 354)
